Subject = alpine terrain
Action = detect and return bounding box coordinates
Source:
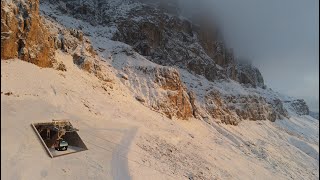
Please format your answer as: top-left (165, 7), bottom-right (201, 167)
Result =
top-left (1, 0), bottom-right (319, 179)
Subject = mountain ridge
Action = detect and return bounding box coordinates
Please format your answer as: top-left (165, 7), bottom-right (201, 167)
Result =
top-left (1, 0), bottom-right (318, 179)
top-left (0, 0), bottom-right (311, 124)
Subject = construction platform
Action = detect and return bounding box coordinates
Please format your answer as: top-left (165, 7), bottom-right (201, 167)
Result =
top-left (32, 120), bottom-right (88, 158)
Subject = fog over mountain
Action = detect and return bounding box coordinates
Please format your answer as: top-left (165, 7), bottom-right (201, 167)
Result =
top-left (2, 0), bottom-right (319, 179)
top-left (174, 0), bottom-right (319, 112)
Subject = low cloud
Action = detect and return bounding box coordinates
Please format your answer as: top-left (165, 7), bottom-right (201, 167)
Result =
top-left (139, 0), bottom-right (319, 111)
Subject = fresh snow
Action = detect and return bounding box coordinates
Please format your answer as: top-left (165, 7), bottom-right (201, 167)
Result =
top-left (1, 0), bottom-right (318, 179)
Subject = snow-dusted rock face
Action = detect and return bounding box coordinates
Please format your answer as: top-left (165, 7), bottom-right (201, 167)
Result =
top-left (108, 47), bottom-right (195, 119)
top-left (204, 91), bottom-right (288, 125)
top-left (1, 0), bottom-right (55, 67)
top-left (2, 1), bottom-right (319, 179)
top-left (178, 69), bottom-right (289, 125)
top-left (287, 99), bottom-right (310, 115)
top-left (236, 60), bottom-right (265, 88)
top-left (145, 67), bottom-right (194, 119)
top-left (40, 0), bottom-right (309, 124)
top-left (2, 0), bottom-right (310, 124)
top-left (38, 0), bottom-right (263, 88)
top-left (112, 5), bottom-right (239, 83)
top-left (41, 18), bottom-right (115, 83)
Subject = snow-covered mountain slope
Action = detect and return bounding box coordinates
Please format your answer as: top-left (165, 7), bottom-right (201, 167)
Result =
top-left (1, 58), bottom-right (318, 179)
top-left (1, 0), bottom-right (318, 179)
top-left (36, 0), bottom-right (309, 125)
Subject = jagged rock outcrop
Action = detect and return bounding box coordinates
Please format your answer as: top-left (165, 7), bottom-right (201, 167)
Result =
top-left (271, 98), bottom-right (289, 119)
top-left (112, 5), bottom-right (239, 83)
top-left (204, 90), bottom-right (240, 125)
top-left (204, 90), bottom-right (288, 125)
top-left (287, 99), bottom-right (309, 115)
top-left (70, 44), bottom-right (112, 83)
top-left (111, 5), bottom-right (266, 89)
top-left (134, 66), bottom-right (194, 119)
top-left (155, 68), bottom-right (194, 119)
top-left (236, 60), bottom-right (265, 88)
top-left (1, 0), bottom-right (112, 85)
top-left (188, 91), bottom-right (200, 118)
top-left (44, 20), bottom-right (111, 81)
top-left (87, 41), bottom-right (195, 120)
top-left (1, 0), bottom-right (55, 67)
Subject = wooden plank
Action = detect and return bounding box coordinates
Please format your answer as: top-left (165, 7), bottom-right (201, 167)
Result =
top-left (31, 123), bottom-right (53, 158)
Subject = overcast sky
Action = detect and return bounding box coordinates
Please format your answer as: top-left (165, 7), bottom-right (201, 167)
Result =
top-left (178, 0), bottom-right (319, 112)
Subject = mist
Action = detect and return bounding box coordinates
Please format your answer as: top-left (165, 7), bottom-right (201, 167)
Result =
top-left (176, 0), bottom-right (319, 112)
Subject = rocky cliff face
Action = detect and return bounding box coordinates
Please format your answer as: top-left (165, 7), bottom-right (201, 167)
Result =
top-left (103, 44), bottom-right (195, 120)
top-left (39, 0), bottom-right (263, 88)
top-left (204, 91), bottom-right (288, 125)
top-left (145, 67), bottom-right (194, 119)
top-left (1, 0), bottom-right (55, 67)
top-left (41, 0), bottom-right (306, 124)
top-left (236, 60), bottom-right (265, 88)
top-left (287, 99), bottom-right (309, 115)
top-left (112, 5), bottom-right (239, 83)
top-left (2, 0), bottom-right (310, 124)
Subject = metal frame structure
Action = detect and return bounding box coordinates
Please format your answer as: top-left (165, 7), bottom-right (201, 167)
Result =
top-left (32, 119), bottom-right (83, 158)
top-left (36, 120), bottom-right (78, 140)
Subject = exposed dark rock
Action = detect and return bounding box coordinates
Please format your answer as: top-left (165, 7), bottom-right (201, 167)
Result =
top-left (56, 62), bottom-right (67, 71)
top-left (135, 96), bottom-right (145, 103)
top-left (290, 99), bottom-right (309, 115)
